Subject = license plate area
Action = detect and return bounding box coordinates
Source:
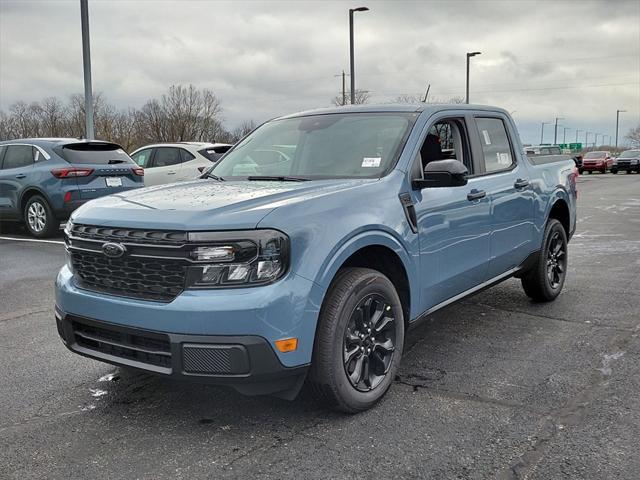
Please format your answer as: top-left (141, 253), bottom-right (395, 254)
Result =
top-left (105, 177), bottom-right (123, 187)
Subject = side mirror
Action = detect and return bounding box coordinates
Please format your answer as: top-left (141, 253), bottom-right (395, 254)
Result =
top-left (412, 159), bottom-right (468, 189)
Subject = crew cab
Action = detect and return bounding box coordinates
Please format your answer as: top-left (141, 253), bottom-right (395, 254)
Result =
top-left (0, 139), bottom-right (144, 237)
top-left (582, 150), bottom-right (613, 174)
top-left (55, 105), bottom-right (577, 412)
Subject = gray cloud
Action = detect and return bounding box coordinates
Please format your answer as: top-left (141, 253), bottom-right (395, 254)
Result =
top-left (0, 0), bottom-right (639, 144)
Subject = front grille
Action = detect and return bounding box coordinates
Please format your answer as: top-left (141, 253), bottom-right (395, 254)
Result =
top-left (70, 250), bottom-right (186, 301)
top-left (71, 317), bottom-right (172, 370)
top-left (67, 224), bottom-right (190, 302)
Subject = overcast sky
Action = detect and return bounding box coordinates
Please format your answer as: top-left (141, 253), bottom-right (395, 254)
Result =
top-left (1, 0), bottom-right (639, 145)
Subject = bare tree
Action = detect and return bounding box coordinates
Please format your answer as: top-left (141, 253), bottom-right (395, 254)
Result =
top-left (625, 125), bottom-right (640, 148)
top-left (230, 120), bottom-right (256, 142)
top-left (331, 89), bottom-right (370, 106)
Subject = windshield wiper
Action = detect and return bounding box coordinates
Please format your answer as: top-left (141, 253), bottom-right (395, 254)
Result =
top-left (246, 175), bottom-right (308, 182)
top-left (205, 173), bottom-right (225, 181)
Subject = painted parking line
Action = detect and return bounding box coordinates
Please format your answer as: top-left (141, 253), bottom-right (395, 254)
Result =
top-left (0, 236), bottom-right (64, 245)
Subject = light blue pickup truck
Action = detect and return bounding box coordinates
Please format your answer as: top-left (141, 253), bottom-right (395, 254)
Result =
top-left (55, 104), bottom-right (577, 412)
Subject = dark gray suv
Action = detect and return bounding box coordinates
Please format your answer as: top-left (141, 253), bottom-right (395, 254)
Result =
top-left (0, 138), bottom-right (144, 237)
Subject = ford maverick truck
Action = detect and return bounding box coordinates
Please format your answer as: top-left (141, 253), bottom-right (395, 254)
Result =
top-left (55, 104), bottom-right (577, 412)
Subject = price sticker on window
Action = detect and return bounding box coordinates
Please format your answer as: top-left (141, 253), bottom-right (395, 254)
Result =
top-left (362, 157), bottom-right (381, 168)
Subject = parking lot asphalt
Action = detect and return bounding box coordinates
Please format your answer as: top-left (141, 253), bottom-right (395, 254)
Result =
top-left (0, 173), bottom-right (639, 479)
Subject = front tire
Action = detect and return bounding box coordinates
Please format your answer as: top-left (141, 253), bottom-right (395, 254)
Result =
top-left (24, 195), bottom-right (59, 238)
top-left (521, 219), bottom-right (568, 302)
top-left (307, 267), bottom-right (404, 413)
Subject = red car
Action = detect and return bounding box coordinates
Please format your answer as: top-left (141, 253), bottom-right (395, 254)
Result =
top-left (581, 151), bottom-right (613, 174)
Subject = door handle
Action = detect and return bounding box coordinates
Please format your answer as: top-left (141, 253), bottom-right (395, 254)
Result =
top-left (467, 189), bottom-right (486, 201)
top-left (167, 171), bottom-right (176, 175)
top-left (15, 174), bottom-right (26, 179)
top-left (514, 178), bottom-right (530, 189)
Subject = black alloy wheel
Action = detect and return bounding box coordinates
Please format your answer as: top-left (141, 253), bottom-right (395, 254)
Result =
top-left (546, 230), bottom-right (567, 289)
top-left (343, 294), bottom-right (397, 392)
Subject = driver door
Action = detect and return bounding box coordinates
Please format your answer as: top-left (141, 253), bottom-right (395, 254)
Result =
top-left (409, 115), bottom-right (492, 312)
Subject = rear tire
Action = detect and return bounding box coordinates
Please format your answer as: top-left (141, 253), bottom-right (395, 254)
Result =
top-left (521, 219), bottom-right (568, 302)
top-left (307, 267), bottom-right (404, 413)
top-left (23, 195), bottom-right (59, 238)
top-left (611, 169), bottom-right (618, 174)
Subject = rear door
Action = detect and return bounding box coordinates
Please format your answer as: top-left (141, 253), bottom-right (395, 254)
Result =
top-left (0, 144), bottom-right (36, 219)
top-left (177, 148), bottom-right (200, 181)
top-left (55, 142), bottom-right (143, 200)
top-left (473, 115), bottom-right (535, 277)
top-left (145, 147), bottom-right (183, 186)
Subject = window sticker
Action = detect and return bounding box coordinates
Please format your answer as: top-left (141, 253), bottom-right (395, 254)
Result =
top-left (362, 157), bottom-right (381, 168)
top-left (497, 152), bottom-right (511, 165)
top-left (482, 130), bottom-right (491, 145)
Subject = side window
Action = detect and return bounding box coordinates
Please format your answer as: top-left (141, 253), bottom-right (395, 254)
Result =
top-left (540, 148), bottom-right (550, 155)
top-left (475, 117), bottom-right (514, 173)
top-left (415, 118), bottom-right (473, 175)
top-left (132, 149), bottom-right (153, 168)
top-left (180, 149), bottom-right (195, 162)
top-left (153, 148), bottom-right (182, 168)
top-left (2, 145), bottom-right (35, 169)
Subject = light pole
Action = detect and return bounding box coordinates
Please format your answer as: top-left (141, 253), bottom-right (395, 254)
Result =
top-left (563, 127), bottom-right (570, 144)
top-left (541, 121), bottom-right (551, 144)
top-left (80, 0), bottom-right (94, 140)
top-left (586, 131), bottom-right (591, 149)
top-left (465, 51), bottom-right (481, 104)
top-left (349, 6), bottom-right (369, 105)
top-left (553, 117), bottom-right (564, 145)
top-left (594, 133), bottom-right (600, 147)
top-left (615, 109), bottom-right (626, 148)
top-left (575, 129), bottom-right (583, 144)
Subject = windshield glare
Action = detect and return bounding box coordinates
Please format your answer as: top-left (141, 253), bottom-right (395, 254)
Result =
top-left (619, 150), bottom-right (640, 158)
top-left (584, 151), bottom-right (607, 159)
top-left (212, 113), bottom-right (415, 179)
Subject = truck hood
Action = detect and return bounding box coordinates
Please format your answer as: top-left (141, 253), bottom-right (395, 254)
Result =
top-left (70, 178), bottom-right (376, 230)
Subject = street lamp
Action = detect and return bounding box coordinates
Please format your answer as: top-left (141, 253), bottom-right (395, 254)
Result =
top-left (349, 6), bottom-right (369, 105)
top-left (465, 51), bottom-right (481, 104)
top-left (575, 129), bottom-right (583, 144)
top-left (586, 131), bottom-right (591, 149)
top-left (553, 117), bottom-right (564, 145)
top-left (80, 0), bottom-right (94, 140)
top-left (541, 121), bottom-right (551, 144)
top-left (615, 109), bottom-right (626, 148)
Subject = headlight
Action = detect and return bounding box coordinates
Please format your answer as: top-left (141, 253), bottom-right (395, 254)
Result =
top-left (185, 229), bottom-right (289, 288)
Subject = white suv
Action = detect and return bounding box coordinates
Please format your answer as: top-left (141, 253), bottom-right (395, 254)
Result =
top-left (130, 142), bottom-right (233, 186)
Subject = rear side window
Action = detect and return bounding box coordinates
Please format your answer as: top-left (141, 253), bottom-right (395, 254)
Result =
top-left (153, 148), bottom-right (182, 167)
top-left (198, 146), bottom-right (232, 162)
top-left (475, 118), bottom-right (514, 173)
top-left (132, 149), bottom-right (153, 168)
top-left (56, 142), bottom-right (134, 165)
top-left (180, 149), bottom-right (196, 162)
top-left (2, 145), bottom-right (35, 169)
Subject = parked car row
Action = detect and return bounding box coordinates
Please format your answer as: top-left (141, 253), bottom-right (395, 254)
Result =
top-left (0, 138), bottom-right (233, 237)
top-left (526, 146), bottom-right (640, 175)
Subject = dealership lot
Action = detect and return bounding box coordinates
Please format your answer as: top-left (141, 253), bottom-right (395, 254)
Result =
top-left (0, 174), bottom-right (639, 479)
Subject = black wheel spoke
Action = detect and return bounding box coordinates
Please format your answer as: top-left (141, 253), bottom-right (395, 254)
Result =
top-left (343, 293), bottom-right (397, 392)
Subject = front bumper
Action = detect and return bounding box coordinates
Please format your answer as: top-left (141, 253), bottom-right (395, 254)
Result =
top-left (55, 306), bottom-right (309, 398)
top-left (55, 264), bottom-right (325, 365)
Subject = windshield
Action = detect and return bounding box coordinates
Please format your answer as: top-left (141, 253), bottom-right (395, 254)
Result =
top-left (619, 150), bottom-right (640, 158)
top-left (584, 151), bottom-right (607, 159)
top-left (211, 112), bottom-right (416, 179)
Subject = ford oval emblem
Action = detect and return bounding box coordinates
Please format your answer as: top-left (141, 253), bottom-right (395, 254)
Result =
top-left (102, 242), bottom-right (126, 258)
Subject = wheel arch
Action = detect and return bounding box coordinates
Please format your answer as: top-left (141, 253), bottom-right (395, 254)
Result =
top-left (547, 196), bottom-right (570, 239)
top-left (19, 187), bottom-right (53, 219)
top-left (314, 230), bottom-right (418, 324)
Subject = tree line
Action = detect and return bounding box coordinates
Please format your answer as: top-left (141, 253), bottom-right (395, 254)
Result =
top-left (0, 84), bottom-right (256, 152)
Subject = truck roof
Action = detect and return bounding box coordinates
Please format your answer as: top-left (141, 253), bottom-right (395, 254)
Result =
top-left (278, 103), bottom-right (509, 120)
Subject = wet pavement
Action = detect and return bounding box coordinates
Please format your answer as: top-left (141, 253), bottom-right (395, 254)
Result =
top-left (1, 174), bottom-right (639, 479)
